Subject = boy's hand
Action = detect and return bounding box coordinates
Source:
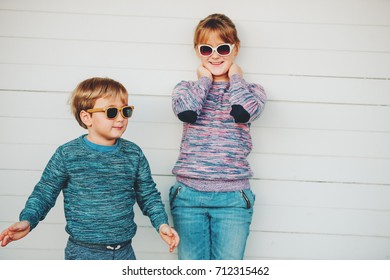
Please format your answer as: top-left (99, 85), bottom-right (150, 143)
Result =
top-left (0, 221), bottom-right (30, 247)
top-left (228, 63), bottom-right (243, 78)
top-left (159, 224), bottom-right (180, 253)
top-left (197, 65), bottom-right (213, 81)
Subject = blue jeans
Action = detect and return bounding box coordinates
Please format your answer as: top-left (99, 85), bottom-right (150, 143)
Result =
top-left (65, 238), bottom-right (136, 260)
top-left (169, 182), bottom-right (255, 260)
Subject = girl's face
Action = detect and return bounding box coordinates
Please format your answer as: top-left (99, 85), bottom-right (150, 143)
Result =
top-left (82, 95), bottom-right (129, 146)
top-left (196, 31), bottom-right (238, 82)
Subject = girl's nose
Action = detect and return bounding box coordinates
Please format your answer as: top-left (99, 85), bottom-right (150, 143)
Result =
top-left (211, 50), bottom-right (220, 58)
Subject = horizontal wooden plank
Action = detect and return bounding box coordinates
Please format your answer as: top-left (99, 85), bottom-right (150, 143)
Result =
top-left (1, 0), bottom-right (389, 25)
top-left (251, 205), bottom-right (390, 237)
top-left (1, 143), bottom-right (389, 184)
top-left (246, 152), bottom-right (390, 185)
top-left (1, 37), bottom-right (389, 78)
top-left (0, 248), bottom-right (64, 260)
top-left (1, 65), bottom-right (390, 106)
top-left (257, 75), bottom-right (390, 106)
top-left (1, 225), bottom-right (389, 260)
top-left (252, 180), bottom-right (390, 211)
top-left (0, 64), bottom-right (191, 95)
top-left (2, 228), bottom-right (389, 260)
top-left (1, 10), bottom-right (389, 52)
top-left (0, 10), bottom-right (193, 46)
top-left (255, 101), bottom-right (390, 133)
top-left (1, 118), bottom-right (389, 159)
top-left (245, 231), bottom-right (390, 260)
top-left (1, 171), bottom-right (389, 211)
top-left (0, 37), bottom-right (197, 72)
top-left (238, 48), bottom-right (390, 79)
top-left (109, 226), bottom-right (390, 260)
top-left (1, 91), bottom-right (389, 132)
top-left (2, 193), bottom-right (389, 237)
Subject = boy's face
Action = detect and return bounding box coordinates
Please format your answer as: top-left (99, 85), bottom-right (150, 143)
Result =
top-left (82, 96), bottom-right (129, 145)
top-left (196, 32), bottom-right (238, 82)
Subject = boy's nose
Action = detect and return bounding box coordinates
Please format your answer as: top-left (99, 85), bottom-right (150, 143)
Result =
top-left (115, 112), bottom-right (125, 121)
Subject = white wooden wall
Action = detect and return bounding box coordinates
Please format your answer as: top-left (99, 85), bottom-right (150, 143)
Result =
top-left (0, 0), bottom-right (389, 260)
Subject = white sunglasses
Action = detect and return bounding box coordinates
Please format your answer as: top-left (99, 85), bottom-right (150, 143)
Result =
top-left (197, 43), bottom-right (235, 57)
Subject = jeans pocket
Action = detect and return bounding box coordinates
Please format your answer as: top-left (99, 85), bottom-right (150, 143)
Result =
top-left (169, 182), bottom-right (182, 208)
top-left (240, 189), bottom-right (255, 209)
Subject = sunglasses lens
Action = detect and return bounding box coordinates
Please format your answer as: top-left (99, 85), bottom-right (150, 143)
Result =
top-left (217, 44), bottom-right (231, 55)
top-left (199, 45), bottom-right (213, 56)
top-left (106, 108), bottom-right (118, 118)
top-left (122, 106), bottom-right (133, 118)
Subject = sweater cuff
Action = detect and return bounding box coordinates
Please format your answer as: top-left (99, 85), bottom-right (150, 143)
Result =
top-left (198, 76), bottom-right (212, 90)
top-left (229, 74), bottom-right (244, 85)
top-left (152, 214), bottom-right (169, 232)
top-left (19, 213), bottom-right (38, 231)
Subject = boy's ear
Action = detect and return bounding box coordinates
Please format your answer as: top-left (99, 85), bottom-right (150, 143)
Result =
top-left (80, 110), bottom-right (92, 127)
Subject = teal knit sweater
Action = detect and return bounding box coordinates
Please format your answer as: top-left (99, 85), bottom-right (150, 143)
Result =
top-left (20, 136), bottom-right (168, 245)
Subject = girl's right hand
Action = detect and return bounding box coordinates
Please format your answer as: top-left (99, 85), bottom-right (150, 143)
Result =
top-left (196, 65), bottom-right (213, 81)
top-left (0, 221), bottom-right (30, 247)
top-left (228, 63), bottom-right (243, 78)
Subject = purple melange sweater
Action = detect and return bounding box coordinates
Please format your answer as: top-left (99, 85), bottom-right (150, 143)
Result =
top-left (172, 74), bottom-right (267, 192)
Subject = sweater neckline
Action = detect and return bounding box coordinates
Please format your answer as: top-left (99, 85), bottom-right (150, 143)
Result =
top-left (81, 135), bottom-right (120, 153)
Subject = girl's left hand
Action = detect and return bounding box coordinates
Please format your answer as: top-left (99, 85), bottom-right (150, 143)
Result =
top-left (228, 63), bottom-right (243, 78)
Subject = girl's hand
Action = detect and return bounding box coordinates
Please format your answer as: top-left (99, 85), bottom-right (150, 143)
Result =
top-left (159, 224), bottom-right (180, 253)
top-left (228, 63), bottom-right (243, 78)
top-left (0, 221), bottom-right (30, 247)
top-left (196, 65), bottom-right (213, 81)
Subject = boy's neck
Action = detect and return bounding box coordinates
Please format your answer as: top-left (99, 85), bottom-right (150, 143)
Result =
top-left (85, 134), bottom-right (117, 146)
top-left (82, 135), bottom-right (119, 152)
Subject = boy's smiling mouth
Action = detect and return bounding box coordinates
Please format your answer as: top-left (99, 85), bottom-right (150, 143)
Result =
top-left (113, 125), bottom-right (124, 129)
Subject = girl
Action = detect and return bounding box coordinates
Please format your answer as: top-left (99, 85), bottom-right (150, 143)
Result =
top-left (170, 14), bottom-right (267, 259)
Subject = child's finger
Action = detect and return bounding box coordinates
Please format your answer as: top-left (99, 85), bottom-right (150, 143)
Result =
top-left (1, 235), bottom-right (11, 247)
top-left (0, 230), bottom-right (7, 241)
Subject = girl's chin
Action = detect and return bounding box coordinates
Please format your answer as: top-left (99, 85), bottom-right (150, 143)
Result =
top-left (211, 72), bottom-right (229, 81)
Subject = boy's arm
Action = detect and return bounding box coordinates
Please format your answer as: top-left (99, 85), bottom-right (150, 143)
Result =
top-left (172, 76), bottom-right (212, 123)
top-left (134, 149), bottom-right (179, 252)
top-left (228, 66), bottom-right (267, 123)
top-left (134, 150), bottom-right (169, 231)
top-left (19, 147), bottom-right (68, 230)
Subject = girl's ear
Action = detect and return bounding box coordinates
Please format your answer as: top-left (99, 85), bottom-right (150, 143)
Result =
top-left (80, 110), bottom-right (92, 127)
top-left (233, 44), bottom-right (239, 57)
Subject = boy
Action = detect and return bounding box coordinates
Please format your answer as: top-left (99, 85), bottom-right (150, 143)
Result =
top-left (0, 77), bottom-right (179, 259)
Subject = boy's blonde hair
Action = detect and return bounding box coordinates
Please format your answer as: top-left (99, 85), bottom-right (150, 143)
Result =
top-left (69, 77), bottom-right (128, 129)
top-left (194, 14), bottom-right (240, 48)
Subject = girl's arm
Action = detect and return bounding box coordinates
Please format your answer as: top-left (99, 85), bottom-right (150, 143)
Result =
top-left (172, 72), bottom-right (212, 123)
top-left (228, 67), bottom-right (267, 123)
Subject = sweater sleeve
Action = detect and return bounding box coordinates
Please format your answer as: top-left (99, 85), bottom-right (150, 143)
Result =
top-left (172, 77), bottom-right (212, 123)
top-left (134, 149), bottom-right (168, 231)
top-left (229, 74), bottom-right (267, 123)
top-left (19, 147), bottom-right (68, 230)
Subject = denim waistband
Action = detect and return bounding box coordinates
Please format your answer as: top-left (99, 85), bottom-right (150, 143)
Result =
top-left (68, 237), bottom-right (132, 251)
